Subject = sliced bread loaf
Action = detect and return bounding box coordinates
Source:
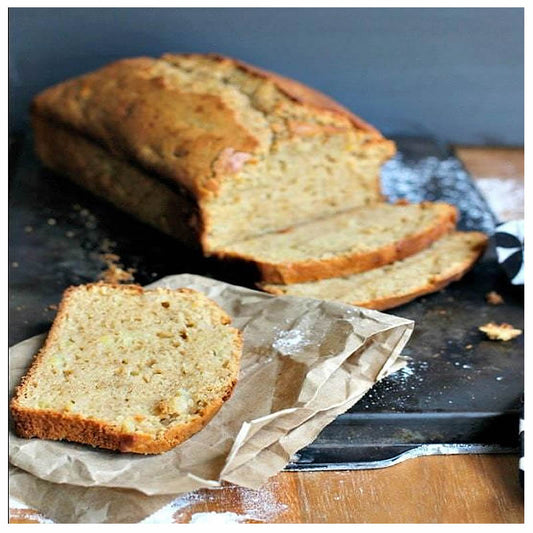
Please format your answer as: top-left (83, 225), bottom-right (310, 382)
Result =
top-left (32, 53), bottom-right (395, 252)
top-left (260, 232), bottom-right (488, 310)
top-left (212, 202), bottom-right (457, 283)
top-left (10, 283), bottom-right (242, 454)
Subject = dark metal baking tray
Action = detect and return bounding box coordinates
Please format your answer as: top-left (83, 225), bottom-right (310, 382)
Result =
top-left (9, 135), bottom-right (524, 469)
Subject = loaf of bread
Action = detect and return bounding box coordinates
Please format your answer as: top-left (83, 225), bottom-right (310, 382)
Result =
top-left (32, 53), bottom-right (395, 252)
top-left (31, 53), bottom-right (486, 310)
top-left (10, 283), bottom-right (242, 454)
top-left (260, 232), bottom-right (488, 310)
top-left (213, 201), bottom-right (457, 283)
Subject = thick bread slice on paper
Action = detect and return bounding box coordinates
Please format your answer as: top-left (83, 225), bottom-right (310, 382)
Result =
top-left (260, 232), bottom-right (488, 310)
top-left (10, 283), bottom-right (242, 454)
top-left (213, 202), bottom-right (457, 283)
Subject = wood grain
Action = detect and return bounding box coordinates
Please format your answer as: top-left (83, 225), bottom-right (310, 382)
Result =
top-left (171, 455), bottom-right (524, 523)
top-left (454, 146), bottom-right (524, 181)
top-left (454, 146), bottom-right (524, 221)
top-left (288, 455), bottom-right (523, 523)
top-left (9, 456), bottom-right (524, 524)
top-left (9, 146), bottom-right (524, 524)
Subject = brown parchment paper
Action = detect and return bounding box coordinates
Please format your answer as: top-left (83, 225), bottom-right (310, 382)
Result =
top-left (9, 274), bottom-right (414, 522)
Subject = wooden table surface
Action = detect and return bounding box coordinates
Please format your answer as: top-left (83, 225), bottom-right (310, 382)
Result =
top-left (9, 146), bottom-right (524, 524)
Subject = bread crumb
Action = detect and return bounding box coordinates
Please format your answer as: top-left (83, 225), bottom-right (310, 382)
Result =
top-left (99, 263), bottom-right (135, 283)
top-left (47, 218), bottom-right (56, 226)
top-left (96, 238), bottom-right (135, 283)
top-left (486, 291), bottom-right (504, 305)
top-left (479, 322), bottom-right (522, 341)
top-left (98, 252), bottom-right (136, 283)
top-left (101, 252), bottom-right (120, 263)
top-left (11, 261), bottom-right (19, 268)
top-left (24, 225), bottom-right (33, 233)
top-left (465, 344), bottom-right (473, 350)
top-left (45, 304), bottom-right (58, 312)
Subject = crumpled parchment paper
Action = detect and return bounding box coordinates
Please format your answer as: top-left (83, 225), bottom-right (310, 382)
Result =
top-left (9, 274), bottom-right (413, 522)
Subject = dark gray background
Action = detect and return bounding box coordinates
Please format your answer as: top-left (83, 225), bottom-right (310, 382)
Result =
top-left (9, 7), bottom-right (523, 145)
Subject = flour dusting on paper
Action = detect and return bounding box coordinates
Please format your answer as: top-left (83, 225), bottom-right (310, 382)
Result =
top-left (272, 327), bottom-right (312, 356)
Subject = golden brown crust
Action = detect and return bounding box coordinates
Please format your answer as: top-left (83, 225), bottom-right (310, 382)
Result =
top-left (10, 283), bottom-right (243, 454)
top-left (11, 379), bottom-right (238, 454)
top-left (31, 56), bottom-right (259, 198)
top-left (194, 53), bottom-right (384, 136)
top-left (359, 238), bottom-right (486, 310)
top-left (260, 232), bottom-right (488, 311)
top-left (32, 54), bottom-right (395, 199)
top-left (32, 115), bottom-right (206, 250)
top-left (215, 203), bottom-right (458, 284)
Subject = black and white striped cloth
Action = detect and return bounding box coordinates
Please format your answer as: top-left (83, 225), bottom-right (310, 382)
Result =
top-left (494, 222), bottom-right (524, 487)
top-left (494, 220), bottom-right (524, 285)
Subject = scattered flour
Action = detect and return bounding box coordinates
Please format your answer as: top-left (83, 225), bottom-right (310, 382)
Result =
top-left (238, 483), bottom-right (288, 521)
top-left (474, 177), bottom-right (524, 222)
top-left (9, 498), bottom-right (53, 524)
top-left (395, 365), bottom-right (414, 378)
top-left (188, 511), bottom-right (250, 524)
top-left (141, 484), bottom-right (288, 524)
top-left (141, 492), bottom-right (207, 524)
top-left (272, 328), bottom-right (311, 356)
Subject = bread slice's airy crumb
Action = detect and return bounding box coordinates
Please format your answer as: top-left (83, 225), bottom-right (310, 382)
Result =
top-left (10, 283), bottom-right (242, 454)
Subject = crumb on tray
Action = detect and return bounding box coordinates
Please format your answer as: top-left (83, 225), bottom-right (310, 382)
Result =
top-left (486, 291), bottom-right (504, 305)
top-left (479, 322), bottom-right (522, 341)
top-left (98, 253), bottom-right (136, 284)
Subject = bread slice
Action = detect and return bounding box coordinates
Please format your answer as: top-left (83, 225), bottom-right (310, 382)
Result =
top-left (260, 232), bottom-right (488, 310)
top-left (212, 202), bottom-right (457, 283)
top-left (10, 283), bottom-right (242, 454)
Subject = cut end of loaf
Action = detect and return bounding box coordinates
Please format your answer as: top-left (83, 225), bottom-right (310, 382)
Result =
top-left (10, 283), bottom-right (242, 454)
